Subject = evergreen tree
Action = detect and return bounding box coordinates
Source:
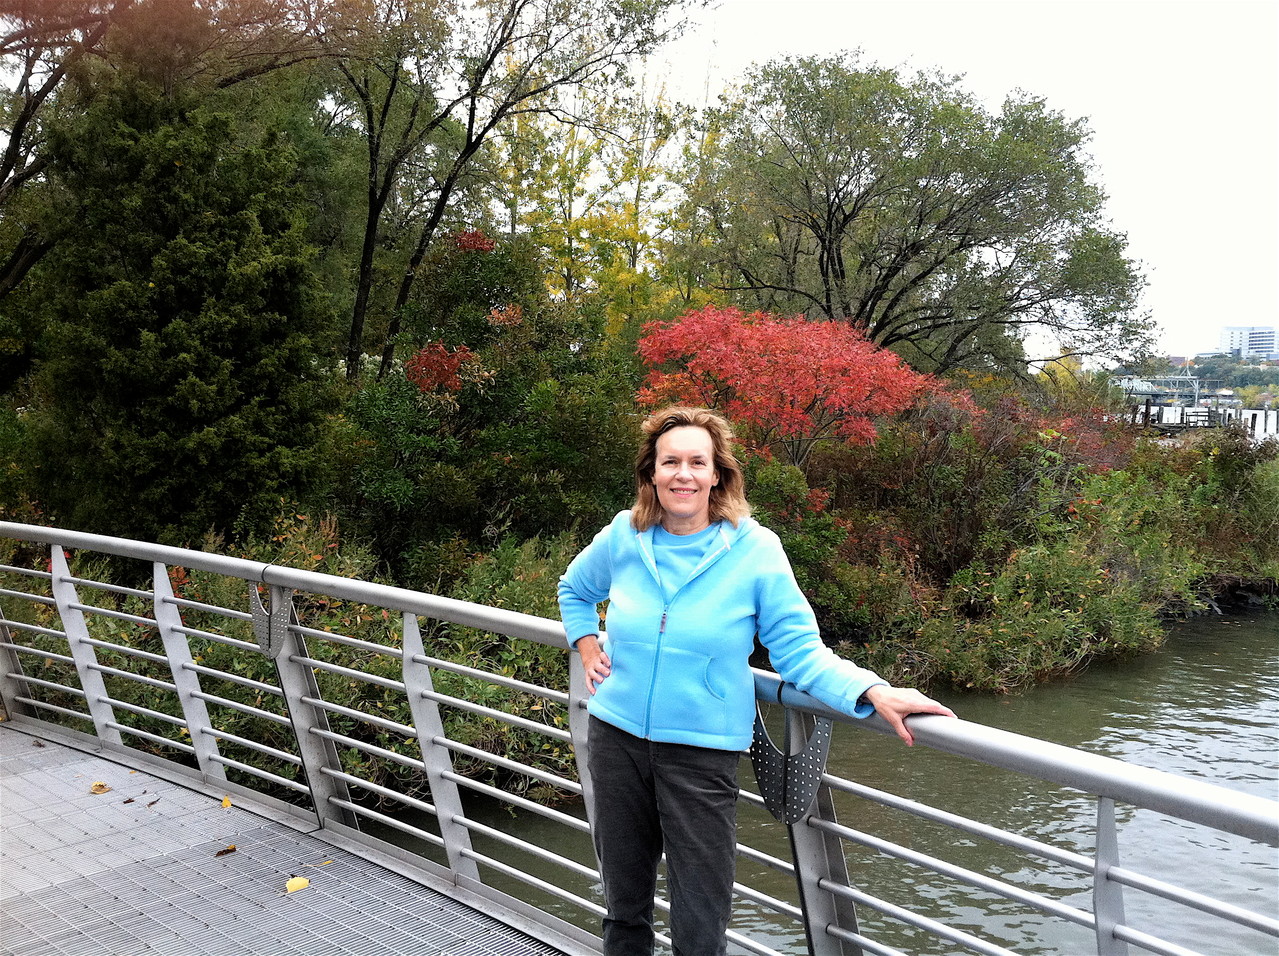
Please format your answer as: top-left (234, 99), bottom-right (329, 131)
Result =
top-left (21, 12), bottom-right (336, 544)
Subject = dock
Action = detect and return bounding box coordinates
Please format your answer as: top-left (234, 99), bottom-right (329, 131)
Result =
top-left (0, 726), bottom-right (566, 956)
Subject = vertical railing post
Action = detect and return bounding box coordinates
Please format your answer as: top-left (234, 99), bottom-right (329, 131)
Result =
top-left (568, 646), bottom-right (597, 831)
top-left (786, 710), bottom-right (862, 956)
top-left (252, 583), bottom-right (354, 829)
top-left (1093, 797), bottom-right (1130, 955)
top-left (401, 612), bottom-right (480, 883)
top-left (0, 615), bottom-right (31, 721)
top-left (152, 562), bottom-right (225, 783)
top-left (50, 546), bottom-right (121, 745)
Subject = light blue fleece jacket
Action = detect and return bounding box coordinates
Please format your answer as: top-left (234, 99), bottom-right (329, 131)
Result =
top-left (558, 510), bottom-right (887, 751)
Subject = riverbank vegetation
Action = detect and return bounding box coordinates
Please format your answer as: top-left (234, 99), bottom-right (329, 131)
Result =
top-left (2, 0), bottom-right (1276, 716)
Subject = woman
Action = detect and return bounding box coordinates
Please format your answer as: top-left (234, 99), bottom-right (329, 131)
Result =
top-left (558, 406), bottom-right (955, 956)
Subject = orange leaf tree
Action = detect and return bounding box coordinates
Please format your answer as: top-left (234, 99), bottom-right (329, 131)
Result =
top-left (638, 306), bottom-right (934, 469)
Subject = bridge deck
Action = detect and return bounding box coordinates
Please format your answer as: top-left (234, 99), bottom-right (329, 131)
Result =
top-left (0, 726), bottom-right (568, 956)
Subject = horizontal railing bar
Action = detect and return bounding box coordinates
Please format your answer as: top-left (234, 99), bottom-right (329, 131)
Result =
top-left (308, 727), bottom-right (426, 772)
top-left (102, 697), bottom-right (185, 727)
top-left (826, 774), bottom-right (1095, 872)
top-left (457, 817), bottom-right (600, 885)
top-left (441, 772), bottom-right (590, 835)
top-left (184, 663), bottom-right (282, 695)
top-left (431, 736), bottom-right (582, 796)
top-left (13, 696), bottom-right (93, 721)
top-left (821, 880), bottom-right (1019, 956)
top-left (289, 624), bottom-right (404, 660)
top-left (188, 689), bottom-right (290, 724)
top-left (62, 578), bottom-right (153, 600)
top-left (160, 594), bottom-right (252, 621)
top-left (736, 840), bottom-right (795, 877)
top-left (1111, 922), bottom-right (1203, 956)
top-left (816, 819), bottom-right (1094, 928)
top-left (415, 653), bottom-right (571, 705)
top-left (206, 754), bottom-right (309, 793)
top-left (420, 688), bottom-right (573, 742)
top-left (67, 603), bottom-right (156, 627)
top-left (81, 636), bottom-right (170, 666)
top-left (0, 587), bottom-right (55, 605)
top-left (1108, 864), bottom-right (1279, 936)
top-left (299, 695), bottom-right (416, 737)
top-left (86, 663), bottom-right (175, 692)
top-left (288, 654), bottom-right (406, 693)
top-left (171, 625), bottom-right (258, 652)
top-left (320, 767), bottom-right (438, 818)
top-left (6, 673), bottom-right (85, 698)
top-left (722, 927), bottom-right (787, 956)
top-left (459, 845), bottom-right (606, 919)
top-left (108, 722), bottom-right (196, 755)
top-left (327, 797), bottom-right (446, 849)
top-left (0, 619), bottom-right (68, 641)
top-left (0, 563), bottom-right (52, 580)
top-left (824, 921), bottom-right (913, 956)
top-left (202, 727), bottom-right (302, 766)
top-left (732, 882), bottom-right (802, 920)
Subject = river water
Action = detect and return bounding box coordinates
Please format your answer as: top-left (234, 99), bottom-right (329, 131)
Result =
top-left (472, 613), bottom-right (1279, 954)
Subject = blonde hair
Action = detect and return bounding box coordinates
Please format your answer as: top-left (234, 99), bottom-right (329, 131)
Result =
top-left (631, 406), bottom-right (750, 532)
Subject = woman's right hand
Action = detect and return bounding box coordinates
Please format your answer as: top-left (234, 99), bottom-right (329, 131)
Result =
top-left (577, 635), bottom-right (611, 694)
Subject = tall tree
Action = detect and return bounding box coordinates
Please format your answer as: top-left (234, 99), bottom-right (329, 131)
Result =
top-left (19, 2), bottom-right (336, 544)
top-left (320, 0), bottom-right (697, 379)
top-left (674, 54), bottom-right (1150, 374)
top-left (0, 0), bottom-right (333, 299)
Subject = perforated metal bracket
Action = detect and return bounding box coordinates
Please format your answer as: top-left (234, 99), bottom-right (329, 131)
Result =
top-left (750, 703), bottom-right (834, 825)
top-left (249, 583), bottom-right (292, 659)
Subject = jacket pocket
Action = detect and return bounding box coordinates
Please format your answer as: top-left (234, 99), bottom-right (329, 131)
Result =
top-left (648, 645), bottom-right (729, 737)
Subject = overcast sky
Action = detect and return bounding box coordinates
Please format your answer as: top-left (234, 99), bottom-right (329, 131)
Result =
top-left (647, 0), bottom-right (1279, 360)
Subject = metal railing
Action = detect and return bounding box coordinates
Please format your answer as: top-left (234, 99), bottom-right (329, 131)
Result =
top-left (0, 521), bottom-right (1275, 956)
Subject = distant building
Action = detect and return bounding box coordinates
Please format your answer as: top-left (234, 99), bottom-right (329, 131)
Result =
top-left (1220, 326), bottom-right (1278, 360)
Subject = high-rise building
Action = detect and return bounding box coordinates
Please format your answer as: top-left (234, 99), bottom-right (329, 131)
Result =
top-left (1219, 326), bottom-right (1278, 359)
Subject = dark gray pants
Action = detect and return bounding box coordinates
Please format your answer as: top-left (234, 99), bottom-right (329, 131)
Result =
top-left (587, 716), bottom-right (740, 956)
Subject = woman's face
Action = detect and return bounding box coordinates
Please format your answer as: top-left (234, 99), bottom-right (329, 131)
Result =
top-left (652, 425), bottom-right (719, 534)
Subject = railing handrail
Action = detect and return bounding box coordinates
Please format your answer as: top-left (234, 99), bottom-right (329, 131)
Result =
top-left (0, 520), bottom-right (565, 646)
top-left (5, 518), bottom-right (1275, 852)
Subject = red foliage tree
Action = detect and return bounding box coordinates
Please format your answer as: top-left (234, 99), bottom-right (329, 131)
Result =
top-left (638, 306), bottom-right (934, 469)
top-left (405, 343), bottom-right (475, 393)
top-left (452, 229), bottom-right (496, 252)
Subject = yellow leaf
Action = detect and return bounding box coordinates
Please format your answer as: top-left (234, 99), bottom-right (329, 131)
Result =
top-left (90, 782), bottom-right (112, 794)
top-left (285, 876), bottom-right (310, 893)
top-left (221, 796), bottom-right (232, 808)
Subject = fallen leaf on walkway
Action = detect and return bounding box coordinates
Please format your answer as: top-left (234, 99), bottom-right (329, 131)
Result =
top-left (285, 876), bottom-right (310, 893)
top-left (147, 797), bottom-right (160, 807)
top-left (215, 845), bottom-right (237, 857)
top-left (32, 739), bottom-right (44, 747)
top-left (90, 782), bottom-right (111, 794)
top-left (222, 796), bottom-right (232, 808)
top-left (123, 798), bottom-right (135, 804)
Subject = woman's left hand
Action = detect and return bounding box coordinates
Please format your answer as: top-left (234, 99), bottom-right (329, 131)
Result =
top-left (863, 685), bottom-right (956, 746)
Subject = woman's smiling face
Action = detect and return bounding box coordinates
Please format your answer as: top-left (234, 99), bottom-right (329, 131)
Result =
top-left (652, 425), bottom-right (719, 534)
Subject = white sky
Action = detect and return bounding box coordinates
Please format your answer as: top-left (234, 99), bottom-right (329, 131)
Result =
top-left (648, 0), bottom-right (1279, 360)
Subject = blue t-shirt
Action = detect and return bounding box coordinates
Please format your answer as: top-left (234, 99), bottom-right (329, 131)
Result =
top-left (652, 522), bottom-right (721, 602)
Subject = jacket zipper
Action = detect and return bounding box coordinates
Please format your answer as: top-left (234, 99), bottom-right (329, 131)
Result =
top-left (643, 605), bottom-right (670, 736)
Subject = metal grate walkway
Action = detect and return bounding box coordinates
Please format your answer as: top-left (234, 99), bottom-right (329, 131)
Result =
top-left (0, 726), bottom-right (570, 956)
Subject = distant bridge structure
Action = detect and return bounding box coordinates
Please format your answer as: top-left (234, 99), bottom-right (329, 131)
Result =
top-left (1109, 375), bottom-right (1222, 406)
